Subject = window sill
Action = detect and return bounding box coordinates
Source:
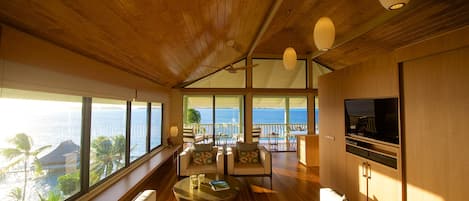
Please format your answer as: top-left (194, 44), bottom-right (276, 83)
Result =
top-left (77, 145), bottom-right (180, 201)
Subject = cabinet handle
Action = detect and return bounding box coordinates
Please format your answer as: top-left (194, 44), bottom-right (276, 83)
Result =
top-left (362, 162), bottom-right (367, 177)
top-left (367, 163), bottom-right (372, 179)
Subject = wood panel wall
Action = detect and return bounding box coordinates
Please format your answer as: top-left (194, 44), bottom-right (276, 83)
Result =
top-left (319, 25), bottom-right (469, 200)
top-left (402, 45), bottom-right (469, 201)
top-left (318, 53), bottom-right (400, 194)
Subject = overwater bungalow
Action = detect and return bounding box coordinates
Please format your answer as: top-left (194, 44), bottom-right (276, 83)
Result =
top-left (38, 140), bottom-right (80, 174)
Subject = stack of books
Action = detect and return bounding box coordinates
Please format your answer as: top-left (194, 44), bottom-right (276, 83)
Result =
top-left (209, 180), bottom-right (230, 191)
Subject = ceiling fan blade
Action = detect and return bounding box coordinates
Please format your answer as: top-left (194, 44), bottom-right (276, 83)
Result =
top-left (231, 63), bottom-right (260, 70)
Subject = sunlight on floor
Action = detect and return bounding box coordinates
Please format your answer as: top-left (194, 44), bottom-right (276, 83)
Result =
top-left (250, 184), bottom-right (277, 194)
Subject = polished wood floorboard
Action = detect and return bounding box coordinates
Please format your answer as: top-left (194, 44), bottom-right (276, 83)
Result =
top-left (144, 152), bottom-right (320, 201)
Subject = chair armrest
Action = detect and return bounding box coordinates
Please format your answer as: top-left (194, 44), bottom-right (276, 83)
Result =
top-left (216, 147), bottom-right (224, 174)
top-left (259, 147), bottom-right (272, 175)
top-left (178, 148), bottom-right (191, 176)
top-left (226, 148), bottom-right (234, 175)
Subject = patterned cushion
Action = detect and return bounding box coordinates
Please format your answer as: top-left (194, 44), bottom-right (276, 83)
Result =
top-left (238, 149), bottom-right (260, 164)
top-left (192, 150), bottom-right (216, 165)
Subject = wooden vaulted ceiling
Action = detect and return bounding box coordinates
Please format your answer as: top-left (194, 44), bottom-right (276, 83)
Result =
top-left (0, 0), bottom-right (468, 88)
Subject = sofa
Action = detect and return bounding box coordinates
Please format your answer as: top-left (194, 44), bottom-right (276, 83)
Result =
top-left (177, 144), bottom-right (224, 176)
top-left (226, 143), bottom-right (271, 176)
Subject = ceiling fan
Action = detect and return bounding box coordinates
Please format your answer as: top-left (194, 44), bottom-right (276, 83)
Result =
top-left (203, 63), bottom-right (259, 74)
top-left (223, 63), bottom-right (259, 73)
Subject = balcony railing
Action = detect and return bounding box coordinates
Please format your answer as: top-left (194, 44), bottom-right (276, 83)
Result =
top-left (184, 123), bottom-right (307, 150)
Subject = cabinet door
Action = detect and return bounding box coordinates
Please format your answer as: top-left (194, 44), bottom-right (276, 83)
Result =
top-left (319, 71), bottom-right (346, 192)
top-left (367, 160), bottom-right (401, 201)
top-left (345, 153), bottom-right (367, 201)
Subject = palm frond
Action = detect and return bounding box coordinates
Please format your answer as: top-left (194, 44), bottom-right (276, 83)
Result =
top-left (0, 157), bottom-right (24, 179)
top-left (33, 157), bottom-right (45, 176)
top-left (8, 187), bottom-right (22, 201)
top-left (0, 148), bottom-right (23, 159)
top-left (31, 145), bottom-right (52, 156)
top-left (9, 133), bottom-right (32, 152)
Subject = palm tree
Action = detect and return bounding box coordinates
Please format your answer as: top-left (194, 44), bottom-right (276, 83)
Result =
top-left (8, 187), bottom-right (22, 201)
top-left (187, 108), bottom-right (202, 133)
top-left (38, 190), bottom-right (62, 201)
top-left (0, 133), bottom-right (51, 201)
top-left (90, 135), bottom-right (125, 185)
top-left (187, 108), bottom-right (201, 125)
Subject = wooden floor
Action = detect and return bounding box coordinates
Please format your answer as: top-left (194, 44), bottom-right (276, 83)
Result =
top-left (144, 152), bottom-right (320, 201)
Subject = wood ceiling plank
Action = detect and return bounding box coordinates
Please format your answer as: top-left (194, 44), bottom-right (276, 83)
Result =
top-left (0, 0), bottom-right (274, 87)
top-left (1, 0), bottom-right (467, 86)
top-left (317, 0), bottom-right (469, 69)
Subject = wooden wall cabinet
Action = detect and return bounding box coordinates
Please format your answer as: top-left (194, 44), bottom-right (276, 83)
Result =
top-left (345, 153), bottom-right (401, 201)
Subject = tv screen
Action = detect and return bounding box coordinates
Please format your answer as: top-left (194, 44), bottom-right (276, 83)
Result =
top-left (345, 98), bottom-right (399, 144)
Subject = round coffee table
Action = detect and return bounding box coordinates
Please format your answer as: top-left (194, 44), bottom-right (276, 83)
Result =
top-left (173, 174), bottom-right (242, 201)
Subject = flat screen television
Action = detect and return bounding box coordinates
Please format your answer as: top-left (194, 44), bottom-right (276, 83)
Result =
top-left (345, 98), bottom-right (399, 144)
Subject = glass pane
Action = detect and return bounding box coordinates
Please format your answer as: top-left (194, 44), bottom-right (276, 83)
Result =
top-left (215, 96), bottom-right (244, 145)
top-left (130, 102), bottom-right (148, 162)
top-left (288, 97), bottom-right (308, 135)
top-left (253, 59), bottom-right (306, 88)
top-left (0, 88), bottom-right (82, 200)
top-left (186, 59), bottom-right (246, 88)
top-left (313, 61), bottom-right (333, 89)
top-left (184, 96), bottom-right (213, 142)
top-left (253, 97), bottom-right (286, 145)
top-left (90, 98), bottom-right (127, 186)
top-left (315, 96), bottom-right (319, 134)
top-left (150, 103), bottom-right (162, 149)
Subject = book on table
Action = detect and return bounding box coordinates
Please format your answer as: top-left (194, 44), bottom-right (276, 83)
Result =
top-left (209, 180), bottom-right (230, 191)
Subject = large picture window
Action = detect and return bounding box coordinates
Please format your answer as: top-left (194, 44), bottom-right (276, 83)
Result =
top-left (0, 87), bottom-right (164, 200)
top-left (89, 98), bottom-right (127, 186)
top-left (150, 102), bottom-right (163, 150)
top-left (0, 89), bottom-right (82, 200)
top-left (252, 59), bottom-right (307, 88)
top-left (253, 96), bottom-right (307, 151)
top-left (130, 101), bottom-right (148, 162)
top-left (183, 95), bottom-right (244, 145)
top-left (185, 59), bottom-right (246, 88)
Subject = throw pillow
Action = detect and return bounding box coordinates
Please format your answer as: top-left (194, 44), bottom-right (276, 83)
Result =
top-left (238, 149), bottom-right (260, 164)
top-left (192, 151), bottom-right (214, 165)
top-left (192, 143), bottom-right (213, 152)
top-left (236, 142), bottom-right (258, 151)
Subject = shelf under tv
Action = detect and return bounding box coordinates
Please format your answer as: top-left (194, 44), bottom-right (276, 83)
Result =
top-left (346, 134), bottom-right (400, 148)
top-left (345, 136), bottom-right (399, 169)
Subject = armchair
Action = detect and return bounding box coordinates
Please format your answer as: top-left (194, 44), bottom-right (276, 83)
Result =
top-left (226, 144), bottom-right (271, 177)
top-left (177, 144), bottom-right (224, 176)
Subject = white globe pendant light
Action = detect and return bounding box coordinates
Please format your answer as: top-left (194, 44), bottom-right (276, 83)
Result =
top-left (283, 47), bottom-right (297, 70)
top-left (313, 17), bottom-right (335, 51)
top-left (379, 0), bottom-right (410, 10)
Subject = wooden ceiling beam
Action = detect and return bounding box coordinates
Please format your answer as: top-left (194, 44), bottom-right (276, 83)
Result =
top-left (309, 2), bottom-right (417, 60)
top-left (247, 0), bottom-right (283, 57)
